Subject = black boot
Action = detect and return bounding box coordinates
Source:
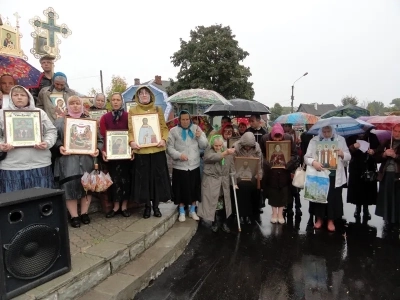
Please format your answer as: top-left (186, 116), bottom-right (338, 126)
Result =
top-left (363, 205), bottom-right (371, 220)
top-left (143, 205), bottom-right (151, 219)
top-left (354, 205), bottom-right (361, 218)
top-left (153, 206), bottom-right (162, 218)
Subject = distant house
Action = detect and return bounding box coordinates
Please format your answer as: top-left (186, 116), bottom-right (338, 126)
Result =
top-left (297, 103), bottom-right (336, 116)
top-left (122, 75), bottom-right (173, 121)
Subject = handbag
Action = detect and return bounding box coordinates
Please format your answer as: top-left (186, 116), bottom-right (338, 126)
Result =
top-left (292, 164), bottom-right (306, 188)
top-left (360, 154), bottom-right (377, 182)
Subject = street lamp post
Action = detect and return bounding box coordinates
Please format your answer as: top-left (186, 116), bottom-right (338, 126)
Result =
top-left (291, 72), bottom-right (308, 113)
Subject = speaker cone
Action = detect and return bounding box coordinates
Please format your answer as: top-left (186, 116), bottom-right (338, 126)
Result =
top-left (4, 224), bottom-right (61, 280)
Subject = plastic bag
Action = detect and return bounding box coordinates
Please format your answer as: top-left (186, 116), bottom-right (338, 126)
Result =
top-left (81, 172), bottom-right (91, 192)
top-left (95, 171), bottom-right (113, 192)
top-left (292, 165), bottom-right (306, 189)
top-left (303, 166), bottom-right (330, 204)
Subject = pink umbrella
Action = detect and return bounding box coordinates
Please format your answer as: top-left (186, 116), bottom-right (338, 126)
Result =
top-left (370, 129), bottom-right (391, 144)
top-left (366, 116), bottom-right (400, 131)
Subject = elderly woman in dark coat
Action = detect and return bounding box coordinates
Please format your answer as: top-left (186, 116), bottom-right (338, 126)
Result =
top-left (198, 135), bottom-right (236, 233)
top-left (375, 124), bottom-right (400, 227)
top-left (346, 129), bottom-right (380, 220)
top-left (233, 132), bottom-right (263, 224)
top-left (54, 95), bottom-right (103, 228)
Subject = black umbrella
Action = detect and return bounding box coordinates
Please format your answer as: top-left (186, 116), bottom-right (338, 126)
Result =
top-left (204, 98), bottom-right (271, 117)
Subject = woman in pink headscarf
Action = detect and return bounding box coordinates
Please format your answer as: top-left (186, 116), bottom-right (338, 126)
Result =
top-left (261, 123), bottom-right (297, 224)
top-left (54, 96), bottom-right (103, 228)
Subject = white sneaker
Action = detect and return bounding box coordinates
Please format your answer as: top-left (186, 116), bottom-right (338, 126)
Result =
top-left (189, 211), bottom-right (200, 221)
top-left (178, 213), bottom-right (186, 222)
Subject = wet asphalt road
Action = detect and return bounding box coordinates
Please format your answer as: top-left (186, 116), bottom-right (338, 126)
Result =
top-left (135, 191), bottom-right (400, 300)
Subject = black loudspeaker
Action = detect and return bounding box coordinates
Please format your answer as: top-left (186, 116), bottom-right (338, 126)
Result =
top-left (0, 188), bottom-right (71, 300)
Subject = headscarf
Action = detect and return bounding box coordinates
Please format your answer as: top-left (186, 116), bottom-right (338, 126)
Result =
top-left (52, 72), bottom-right (67, 82)
top-left (67, 96), bottom-right (84, 118)
top-left (210, 134), bottom-right (225, 165)
top-left (220, 123), bottom-right (234, 140)
top-left (178, 110), bottom-right (194, 141)
top-left (271, 123), bottom-right (284, 138)
top-left (94, 93), bottom-right (107, 109)
top-left (318, 125), bottom-right (337, 141)
top-left (110, 92), bottom-right (124, 123)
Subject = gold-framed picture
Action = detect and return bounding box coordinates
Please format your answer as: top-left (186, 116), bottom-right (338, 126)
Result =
top-left (88, 109), bottom-right (108, 121)
top-left (266, 140), bottom-right (291, 169)
top-left (228, 137), bottom-right (240, 148)
top-left (131, 113), bottom-right (161, 148)
top-left (106, 130), bottom-right (131, 160)
top-left (315, 141), bottom-right (338, 170)
top-left (3, 110), bottom-right (42, 147)
top-left (125, 101), bottom-right (136, 112)
top-left (49, 92), bottom-right (67, 119)
top-left (64, 118), bottom-right (97, 155)
top-left (234, 156), bottom-right (259, 184)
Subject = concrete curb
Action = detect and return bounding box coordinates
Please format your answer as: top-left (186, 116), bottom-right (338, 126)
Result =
top-left (77, 220), bottom-right (198, 300)
top-left (13, 203), bottom-right (178, 300)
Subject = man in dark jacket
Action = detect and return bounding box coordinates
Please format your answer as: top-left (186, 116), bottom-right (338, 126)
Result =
top-left (30, 54), bottom-right (55, 105)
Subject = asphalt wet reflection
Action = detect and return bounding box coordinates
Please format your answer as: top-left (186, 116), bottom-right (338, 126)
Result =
top-left (135, 191), bottom-right (400, 300)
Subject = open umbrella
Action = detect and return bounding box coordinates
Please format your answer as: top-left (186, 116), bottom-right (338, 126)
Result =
top-left (0, 55), bottom-right (41, 89)
top-left (166, 89), bottom-right (232, 106)
top-left (273, 112), bottom-right (319, 125)
top-left (204, 98), bottom-right (270, 117)
top-left (320, 104), bottom-right (370, 119)
top-left (307, 116), bottom-right (374, 137)
top-left (363, 115), bottom-right (400, 131)
top-left (370, 129), bottom-right (391, 144)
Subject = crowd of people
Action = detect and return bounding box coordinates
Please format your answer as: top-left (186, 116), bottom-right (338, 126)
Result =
top-left (0, 56), bottom-right (399, 233)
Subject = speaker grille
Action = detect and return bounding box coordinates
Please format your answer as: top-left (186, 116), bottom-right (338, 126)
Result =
top-left (4, 224), bottom-right (61, 280)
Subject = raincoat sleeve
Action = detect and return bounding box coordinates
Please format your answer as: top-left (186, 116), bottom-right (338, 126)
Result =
top-left (54, 118), bottom-right (65, 149)
top-left (166, 128), bottom-right (181, 160)
top-left (255, 144), bottom-right (263, 179)
top-left (196, 125), bottom-right (209, 150)
top-left (41, 110), bottom-right (57, 148)
top-left (128, 110), bottom-right (135, 144)
top-left (338, 136), bottom-right (351, 162)
top-left (37, 88), bottom-right (45, 110)
top-left (203, 146), bottom-right (224, 163)
top-left (157, 107), bottom-right (169, 142)
top-left (304, 137), bottom-right (317, 167)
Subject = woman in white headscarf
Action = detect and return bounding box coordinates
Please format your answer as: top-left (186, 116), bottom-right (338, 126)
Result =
top-left (304, 125), bottom-right (350, 232)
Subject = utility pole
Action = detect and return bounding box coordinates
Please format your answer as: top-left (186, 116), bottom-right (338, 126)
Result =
top-left (100, 70), bottom-right (104, 94)
top-left (290, 72), bottom-right (308, 113)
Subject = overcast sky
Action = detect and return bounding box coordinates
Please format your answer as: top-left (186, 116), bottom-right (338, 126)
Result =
top-left (3, 0), bottom-right (400, 107)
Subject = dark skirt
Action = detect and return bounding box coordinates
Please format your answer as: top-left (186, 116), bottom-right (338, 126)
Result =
top-left (0, 166), bottom-right (54, 193)
top-left (172, 167), bottom-right (201, 206)
top-left (310, 176), bottom-right (343, 220)
top-left (234, 181), bottom-right (257, 217)
top-left (131, 151), bottom-right (171, 205)
top-left (61, 176), bottom-right (87, 200)
top-left (347, 169), bottom-right (377, 205)
top-left (107, 160), bottom-right (132, 203)
top-left (266, 186), bottom-right (289, 207)
top-left (375, 172), bottom-right (400, 223)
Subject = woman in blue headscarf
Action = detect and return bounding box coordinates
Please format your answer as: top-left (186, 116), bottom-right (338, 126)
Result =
top-left (166, 110), bottom-right (208, 222)
top-left (37, 72), bottom-right (77, 123)
top-left (304, 125), bottom-right (351, 232)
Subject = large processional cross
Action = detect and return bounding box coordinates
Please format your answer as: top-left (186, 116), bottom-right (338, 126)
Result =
top-left (29, 7), bottom-right (72, 61)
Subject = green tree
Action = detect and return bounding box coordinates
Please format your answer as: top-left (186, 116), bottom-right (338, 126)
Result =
top-left (167, 24), bottom-right (254, 100)
top-left (367, 101), bottom-right (386, 116)
top-left (341, 95), bottom-right (359, 106)
top-left (87, 87), bottom-right (99, 97)
top-left (269, 103), bottom-right (283, 122)
top-left (390, 98), bottom-right (400, 110)
top-left (105, 75), bottom-right (128, 110)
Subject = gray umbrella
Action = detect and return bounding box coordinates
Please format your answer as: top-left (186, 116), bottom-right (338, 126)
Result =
top-left (204, 98), bottom-right (270, 117)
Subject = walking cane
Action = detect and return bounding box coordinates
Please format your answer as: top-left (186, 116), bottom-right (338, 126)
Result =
top-left (230, 175), bottom-right (241, 232)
